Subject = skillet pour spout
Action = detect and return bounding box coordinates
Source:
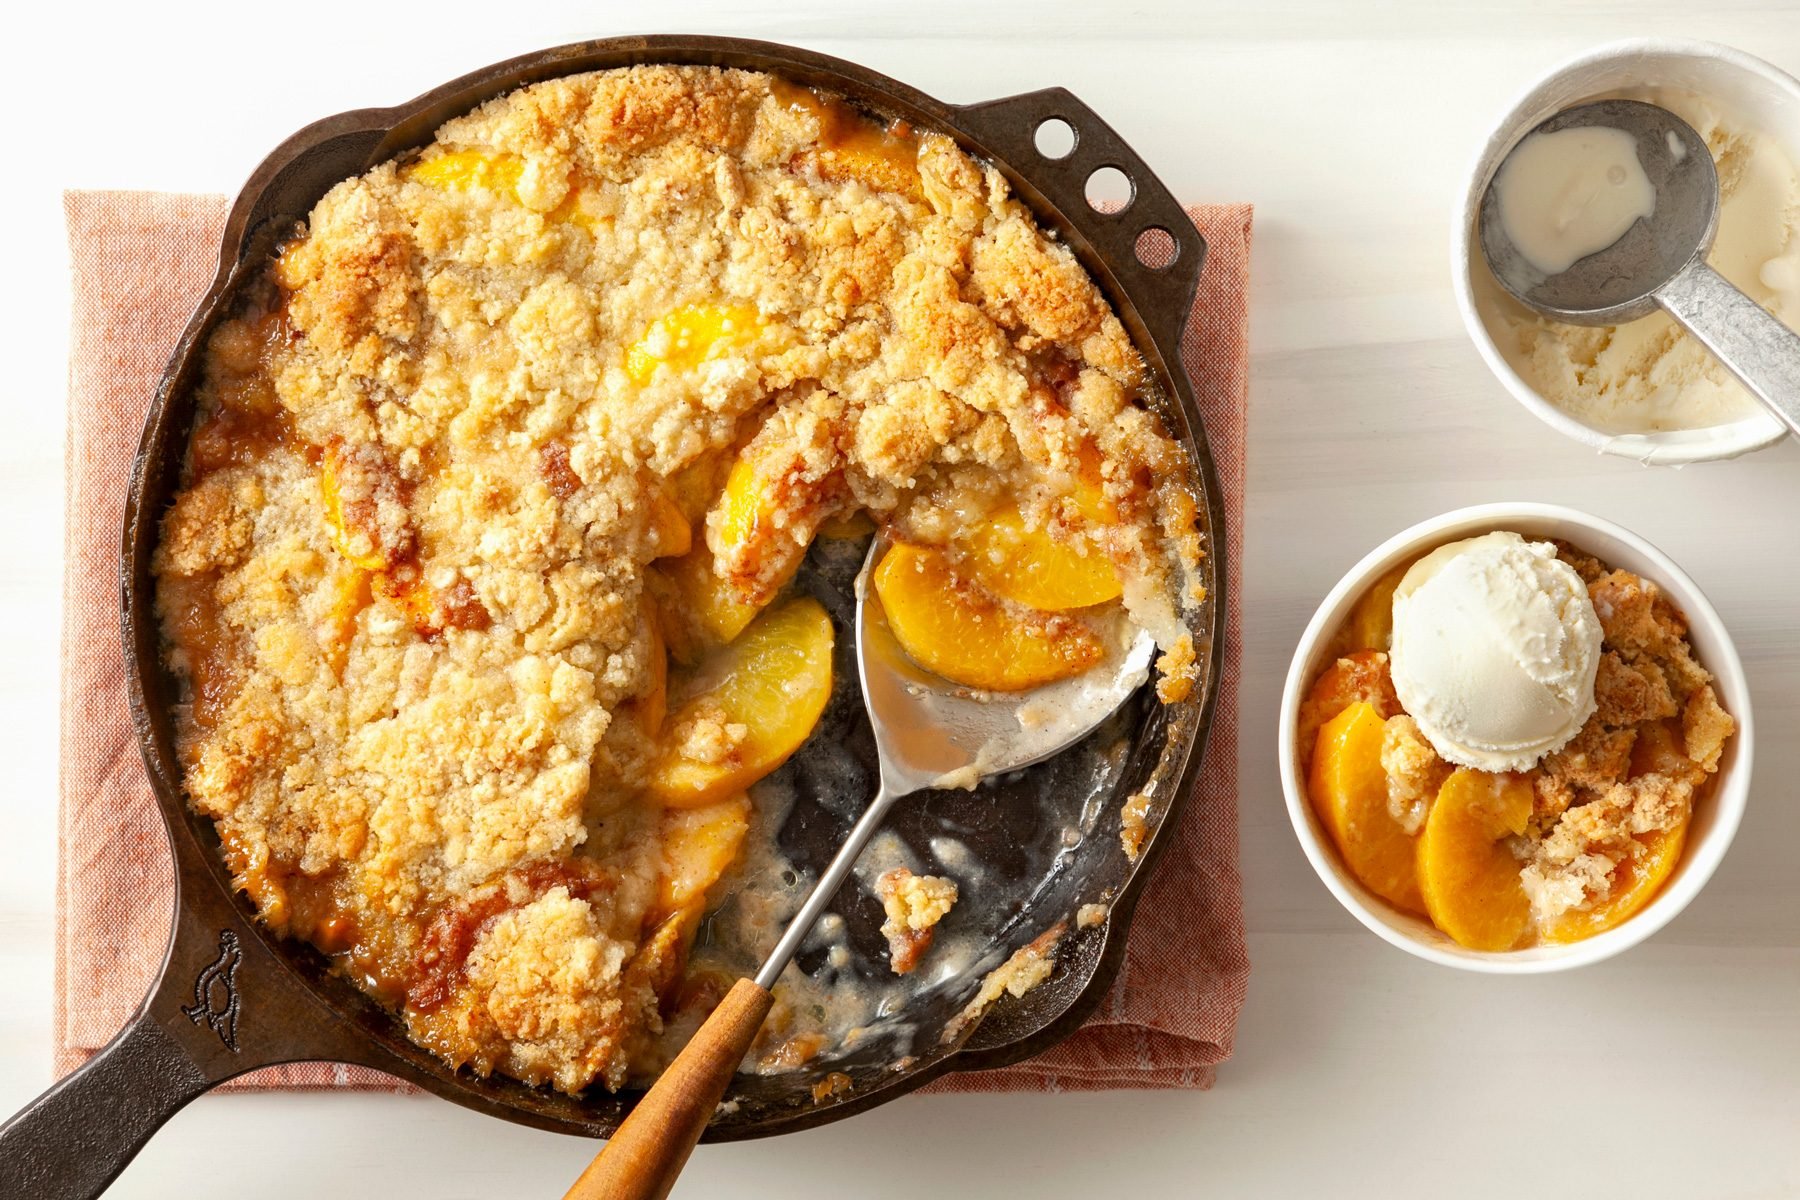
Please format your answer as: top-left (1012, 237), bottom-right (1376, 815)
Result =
top-left (0, 33), bottom-right (1223, 1196)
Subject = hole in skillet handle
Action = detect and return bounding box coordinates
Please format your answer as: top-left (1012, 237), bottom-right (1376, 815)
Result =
top-left (1134, 225), bottom-right (1179, 271)
top-left (1084, 164), bottom-right (1135, 213)
top-left (1034, 116), bottom-right (1077, 159)
top-left (951, 88), bottom-right (1206, 358)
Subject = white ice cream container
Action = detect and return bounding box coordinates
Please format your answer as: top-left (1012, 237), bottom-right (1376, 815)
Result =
top-left (1454, 39), bottom-right (1800, 464)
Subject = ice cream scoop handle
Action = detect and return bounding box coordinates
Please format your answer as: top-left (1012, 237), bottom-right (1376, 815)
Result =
top-left (1656, 259), bottom-right (1800, 437)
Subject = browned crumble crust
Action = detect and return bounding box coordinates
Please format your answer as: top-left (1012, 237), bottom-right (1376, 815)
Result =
top-left (1119, 791), bottom-right (1154, 861)
top-left (1518, 552), bottom-right (1734, 925)
top-left (1380, 714), bottom-right (1447, 836)
top-left (152, 65), bottom-right (1201, 1094)
top-left (943, 921), bottom-right (1067, 1043)
top-left (874, 867), bottom-right (958, 975)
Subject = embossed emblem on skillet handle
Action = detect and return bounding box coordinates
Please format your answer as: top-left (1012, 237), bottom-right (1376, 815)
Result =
top-left (0, 839), bottom-right (401, 1199)
top-left (953, 87), bottom-right (1207, 361)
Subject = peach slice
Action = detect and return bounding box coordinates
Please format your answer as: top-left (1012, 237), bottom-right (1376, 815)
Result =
top-left (962, 505), bottom-right (1121, 612)
top-left (628, 605), bottom-right (670, 738)
top-left (818, 511), bottom-right (876, 541)
top-left (647, 546), bottom-right (766, 667)
top-left (713, 456), bottom-right (798, 594)
top-left (1542, 819), bottom-right (1690, 943)
top-left (1067, 441), bottom-right (1121, 527)
top-left (629, 790), bottom-right (752, 1009)
top-left (1417, 769), bottom-right (1534, 951)
top-left (809, 137), bottom-right (924, 201)
top-left (656, 793), bottom-right (752, 915)
top-left (708, 442), bottom-right (841, 607)
top-left (1630, 718), bottom-right (1704, 786)
top-left (1308, 701), bottom-right (1425, 914)
top-left (648, 598), bottom-right (834, 807)
top-left (319, 448), bottom-right (390, 572)
top-left (318, 568), bottom-right (372, 678)
top-left (667, 452), bottom-right (733, 526)
top-left (773, 79), bottom-right (924, 201)
top-left (872, 542), bottom-right (1104, 692)
top-left (403, 150), bottom-right (525, 194)
top-left (626, 907), bottom-right (702, 1009)
top-left (546, 187), bottom-right (607, 233)
top-left (1296, 650), bottom-right (1401, 773)
top-left (1348, 562), bottom-right (1409, 653)
top-left (625, 304), bottom-right (764, 385)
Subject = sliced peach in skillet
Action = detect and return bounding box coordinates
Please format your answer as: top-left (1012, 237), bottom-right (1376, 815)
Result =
top-left (872, 542), bottom-right (1103, 692)
top-left (404, 148), bottom-right (607, 231)
top-left (1417, 769), bottom-right (1534, 952)
top-left (626, 603), bottom-right (670, 739)
top-left (666, 451), bottom-right (733, 527)
top-left (647, 597), bottom-right (834, 808)
top-left (318, 568), bottom-right (372, 678)
top-left (403, 149), bottom-right (526, 194)
top-left (656, 793), bottom-right (753, 915)
top-left (1308, 701), bottom-right (1425, 914)
top-left (647, 547), bottom-right (767, 667)
top-left (961, 505), bottom-right (1121, 612)
top-left (319, 446), bottom-right (392, 572)
top-left (707, 440), bottom-right (843, 608)
top-left (625, 304), bottom-right (765, 385)
top-left (644, 477), bottom-right (692, 561)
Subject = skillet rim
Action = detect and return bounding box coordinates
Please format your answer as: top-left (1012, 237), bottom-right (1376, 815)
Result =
top-left (117, 33), bottom-right (1228, 1141)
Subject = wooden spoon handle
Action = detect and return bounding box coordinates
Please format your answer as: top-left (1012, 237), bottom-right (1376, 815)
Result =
top-left (562, 977), bottom-right (773, 1200)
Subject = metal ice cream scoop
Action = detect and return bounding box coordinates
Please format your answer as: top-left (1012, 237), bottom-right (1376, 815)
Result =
top-left (1478, 98), bottom-right (1800, 438)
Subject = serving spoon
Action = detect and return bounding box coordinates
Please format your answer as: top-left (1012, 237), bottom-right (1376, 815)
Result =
top-left (563, 535), bottom-right (1155, 1200)
top-left (1478, 98), bottom-right (1800, 438)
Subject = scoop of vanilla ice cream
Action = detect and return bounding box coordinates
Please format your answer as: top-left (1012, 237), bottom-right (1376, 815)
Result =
top-left (1389, 532), bottom-right (1602, 773)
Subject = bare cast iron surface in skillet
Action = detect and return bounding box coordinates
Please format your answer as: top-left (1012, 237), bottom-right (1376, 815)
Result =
top-left (0, 34), bottom-right (1225, 1198)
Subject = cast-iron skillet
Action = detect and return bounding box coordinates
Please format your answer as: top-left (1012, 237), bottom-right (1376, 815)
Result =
top-left (0, 35), bottom-right (1224, 1199)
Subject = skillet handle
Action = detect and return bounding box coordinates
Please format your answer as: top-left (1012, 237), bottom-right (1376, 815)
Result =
top-left (0, 865), bottom-right (404, 1196)
top-left (953, 87), bottom-right (1206, 356)
top-left (0, 1008), bottom-right (217, 1199)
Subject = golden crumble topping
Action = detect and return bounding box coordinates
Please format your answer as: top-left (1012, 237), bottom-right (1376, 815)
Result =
top-left (943, 922), bottom-right (1067, 1044)
top-left (1518, 551), bottom-right (1734, 928)
top-left (153, 65), bottom-right (1201, 1093)
top-left (1379, 715), bottom-right (1446, 836)
top-left (874, 868), bottom-right (959, 975)
top-left (1119, 790), bottom-right (1154, 862)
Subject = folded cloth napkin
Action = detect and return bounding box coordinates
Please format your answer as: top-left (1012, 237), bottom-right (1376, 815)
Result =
top-left (57, 190), bottom-right (1251, 1093)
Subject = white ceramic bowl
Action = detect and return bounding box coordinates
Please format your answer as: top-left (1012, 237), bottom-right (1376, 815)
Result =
top-left (1278, 503), bottom-right (1753, 973)
top-left (1453, 38), bottom-right (1797, 464)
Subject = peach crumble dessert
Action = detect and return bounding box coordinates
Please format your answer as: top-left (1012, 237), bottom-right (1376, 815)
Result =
top-left (1297, 532), bottom-right (1735, 951)
top-left (153, 65), bottom-right (1202, 1093)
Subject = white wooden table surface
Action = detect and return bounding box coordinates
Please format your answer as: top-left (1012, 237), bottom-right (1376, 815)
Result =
top-left (4, 2), bottom-right (1796, 1195)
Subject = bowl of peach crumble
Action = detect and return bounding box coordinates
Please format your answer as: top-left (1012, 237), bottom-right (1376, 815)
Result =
top-left (1279, 503), bottom-right (1751, 972)
top-left (0, 37), bottom-right (1224, 1168)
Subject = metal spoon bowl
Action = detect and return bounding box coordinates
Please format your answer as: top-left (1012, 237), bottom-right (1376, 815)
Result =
top-left (755, 534), bottom-right (1156, 988)
top-left (1478, 98), bottom-right (1800, 436)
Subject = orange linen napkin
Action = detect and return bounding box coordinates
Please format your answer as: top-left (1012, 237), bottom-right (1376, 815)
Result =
top-left (58, 190), bottom-right (1251, 1094)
